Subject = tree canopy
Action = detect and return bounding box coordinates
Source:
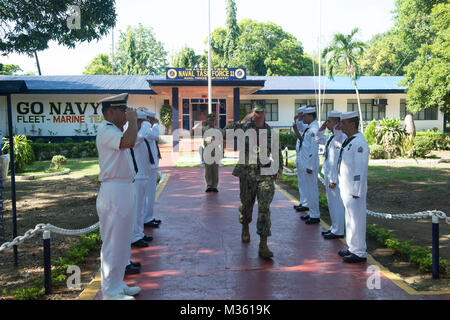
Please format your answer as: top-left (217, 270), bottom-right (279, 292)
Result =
top-left (0, 0), bottom-right (116, 55)
top-left (114, 24), bottom-right (169, 75)
top-left (209, 19), bottom-right (316, 76)
top-left (171, 46), bottom-right (202, 68)
top-left (83, 53), bottom-right (113, 75)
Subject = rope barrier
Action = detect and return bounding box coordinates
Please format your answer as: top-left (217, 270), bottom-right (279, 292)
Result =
top-left (282, 150), bottom-right (449, 224)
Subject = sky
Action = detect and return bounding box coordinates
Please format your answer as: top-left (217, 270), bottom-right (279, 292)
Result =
top-left (2, 0), bottom-right (397, 75)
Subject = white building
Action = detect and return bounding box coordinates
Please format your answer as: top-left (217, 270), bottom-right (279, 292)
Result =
top-left (0, 74), bottom-right (445, 148)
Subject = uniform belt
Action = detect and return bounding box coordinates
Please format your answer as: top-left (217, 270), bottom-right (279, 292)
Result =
top-left (100, 179), bottom-right (135, 184)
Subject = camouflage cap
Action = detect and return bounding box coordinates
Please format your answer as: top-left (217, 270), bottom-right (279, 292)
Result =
top-left (253, 101), bottom-right (266, 112)
top-left (206, 113), bottom-right (216, 121)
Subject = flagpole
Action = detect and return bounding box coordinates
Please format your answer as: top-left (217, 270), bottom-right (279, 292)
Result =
top-left (207, 0), bottom-right (212, 114)
top-left (318, 0), bottom-right (322, 124)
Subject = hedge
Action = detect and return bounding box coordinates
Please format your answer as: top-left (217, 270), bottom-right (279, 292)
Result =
top-left (31, 141), bottom-right (98, 160)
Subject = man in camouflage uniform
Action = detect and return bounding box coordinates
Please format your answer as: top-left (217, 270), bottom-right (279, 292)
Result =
top-left (203, 113), bottom-right (220, 192)
top-left (223, 102), bottom-right (283, 259)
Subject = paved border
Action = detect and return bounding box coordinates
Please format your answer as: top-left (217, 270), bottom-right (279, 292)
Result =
top-left (77, 173), bottom-right (171, 300)
top-left (275, 183), bottom-right (450, 296)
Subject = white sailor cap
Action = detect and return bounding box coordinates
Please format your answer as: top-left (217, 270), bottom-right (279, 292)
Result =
top-left (296, 106), bottom-right (307, 114)
top-left (137, 110), bottom-right (148, 120)
top-left (98, 93), bottom-right (128, 109)
top-left (327, 111), bottom-right (341, 118)
top-left (144, 110), bottom-right (156, 118)
top-left (303, 107), bottom-right (316, 114)
top-left (340, 111), bottom-right (359, 120)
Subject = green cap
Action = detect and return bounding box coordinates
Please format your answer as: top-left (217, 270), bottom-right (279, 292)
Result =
top-left (253, 101), bottom-right (266, 112)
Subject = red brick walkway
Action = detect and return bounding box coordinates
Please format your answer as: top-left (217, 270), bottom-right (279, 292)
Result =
top-left (94, 165), bottom-right (449, 300)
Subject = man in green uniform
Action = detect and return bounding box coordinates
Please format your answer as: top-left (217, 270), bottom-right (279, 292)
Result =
top-left (223, 102), bottom-right (283, 259)
top-left (203, 113), bottom-right (220, 192)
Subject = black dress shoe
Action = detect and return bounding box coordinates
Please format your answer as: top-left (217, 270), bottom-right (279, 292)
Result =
top-left (323, 232), bottom-right (345, 240)
top-left (151, 219), bottom-right (162, 224)
top-left (125, 264), bottom-right (140, 275)
top-left (305, 217), bottom-right (320, 224)
top-left (338, 249), bottom-right (351, 257)
top-left (300, 214), bottom-right (310, 221)
top-left (212, 188), bottom-right (219, 192)
top-left (343, 253), bottom-right (367, 263)
top-left (293, 205), bottom-right (301, 210)
top-left (131, 239), bottom-right (149, 248)
top-left (321, 229), bottom-right (331, 235)
top-left (295, 206), bottom-right (309, 212)
top-left (205, 188), bottom-right (212, 192)
top-left (142, 235), bottom-right (153, 242)
top-left (144, 220), bottom-right (160, 228)
top-left (130, 261), bottom-right (141, 268)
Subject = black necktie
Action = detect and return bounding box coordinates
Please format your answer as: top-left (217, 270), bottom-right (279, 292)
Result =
top-left (156, 143), bottom-right (162, 160)
top-left (144, 138), bottom-right (155, 165)
top-left (130, 148), bottom-right (138, 173)
top-left (337, 135), bottom-right (357, 173)
top-left (299, 128), bottom-right (310, 150)
top-left (324, 134), bottom-right (335, 161)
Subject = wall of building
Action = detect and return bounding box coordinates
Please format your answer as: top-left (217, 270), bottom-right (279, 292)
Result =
top-left (0, 93), bottom-right (164, 139)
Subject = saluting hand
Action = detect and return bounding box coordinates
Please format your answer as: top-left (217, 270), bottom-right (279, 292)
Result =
top-left (126, 108), bottom-right (138, 123)
top-left (306, 168), bottom-right (312, 174)
top-left (329, 182), bottom-right (336, 189)
top-left (240, 111), bottom-right (254, 124)
top-left (319, 120), bottom-right (328, 131)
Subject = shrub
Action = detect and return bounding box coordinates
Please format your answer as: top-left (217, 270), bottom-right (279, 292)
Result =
top-left (51, 155), bottom-right (67, 170)
top-left (416, 130), bottom-right (449, 151)
top-left (160, 104), bottom-right (173, 134)
top-left (64, 137), bottom-right (73, 143)
top-left (279, 132), bottom-right (297, 150)
top-left (375, 118), bottom-right (406, 158)
top-left (369, 144), bottom-right (385, 159)
top-left (411, 136), bottom-right (434, 158)
top-left (364, 119), bottom-right (377, 145)
top-left (31, 141), bottom-right (98, 160)
top-left (1, 135), bottom-right (35, 173)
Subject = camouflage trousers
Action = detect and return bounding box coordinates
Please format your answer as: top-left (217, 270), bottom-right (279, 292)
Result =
top-left (205, 163), bottom-right (219, 189)
top-left (239, 175), bottom-right (275, 237)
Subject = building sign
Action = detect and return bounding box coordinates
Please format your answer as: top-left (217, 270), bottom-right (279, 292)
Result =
top-left (10, 95), bottom-right (105, 137)
top-left (166, 67), bottom-right (246, 80)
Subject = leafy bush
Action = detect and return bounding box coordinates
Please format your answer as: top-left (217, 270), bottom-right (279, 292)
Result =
top-left (375, 118), bottom-right (406, 158)
top-left (364, 119), bottom-right (377, 145)
top-left (416, 130), bottom-right (449, 151)
top-left (279, 132), bottom-right (297, 150)
top-left (160, 104), bottom-right (173, 134)
top-left (1, 135), bottom-right (35, 173)
top-left (31, 141), bottom-right (98, 160)
top-left (63, 137), bottom-right (73, 143)
top-left (411, 136), bottom-right (434, 158)
top-left (51, 155), bottom-right (67, 170)
top-left (369, 144), bottom-right (385, 159)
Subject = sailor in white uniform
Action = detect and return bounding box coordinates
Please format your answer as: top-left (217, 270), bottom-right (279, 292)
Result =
top-left (143, 110), bottom-right (162, 228)
top-left (295, 107), bottom-right (320, 224)
top-left (316, 111), bottom-right (347, 239)
top-left (96, 93), bottom-right (141, 300)
top-left (130, 111), bottom-right (155, 248)
top-left (293, 106), bottom-right (309, 212)
top-left (337, 111), bottom-right (369, 263)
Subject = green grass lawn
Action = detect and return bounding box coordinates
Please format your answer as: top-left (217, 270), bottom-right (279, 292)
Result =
top-left (368, 165), bottom-right (449, 184)
top-left (20, 157), bottom-right (99, 177)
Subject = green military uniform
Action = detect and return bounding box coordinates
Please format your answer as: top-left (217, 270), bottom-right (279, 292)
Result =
top-left (223, 103), bottom-right (283, 258)
top-left (203, 113), bottom-right (220, 190)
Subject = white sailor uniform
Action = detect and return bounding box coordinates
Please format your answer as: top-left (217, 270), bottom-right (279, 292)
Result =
top-left (96, 120), bottom-right (136, 299)
top-left (144, 121), bottom-right (160, 224)
top-left (317, 129), bottom-right (347, 235)
top-left (338, 132), bottom-right (369, 258)
top-left (298, 119), bottom-right (320, 218)
top-left (131, 120), bottom-right (153, 243)
top-left (295, 119), bottom-right (309, 208)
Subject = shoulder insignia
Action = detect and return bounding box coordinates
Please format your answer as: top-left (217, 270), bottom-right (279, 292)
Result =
top-left (358, 146), bottom-right (363, 153)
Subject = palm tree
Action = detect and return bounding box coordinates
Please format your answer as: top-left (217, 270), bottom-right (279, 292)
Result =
top-left (322, 28), bottom-right (367, 132)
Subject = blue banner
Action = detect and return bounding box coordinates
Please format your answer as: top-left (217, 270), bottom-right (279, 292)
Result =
top-left (166, 67), bottom-right (246, 80)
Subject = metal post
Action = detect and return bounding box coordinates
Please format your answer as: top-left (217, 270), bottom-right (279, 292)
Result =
top-left (285, 148), bottom-right (288, 168)
top-left (43, 230), bottom-right (52, 294)
top-left (431, 215), bottom-right (439, 279)
top-left (7, 93), bottom-right (18, 266)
